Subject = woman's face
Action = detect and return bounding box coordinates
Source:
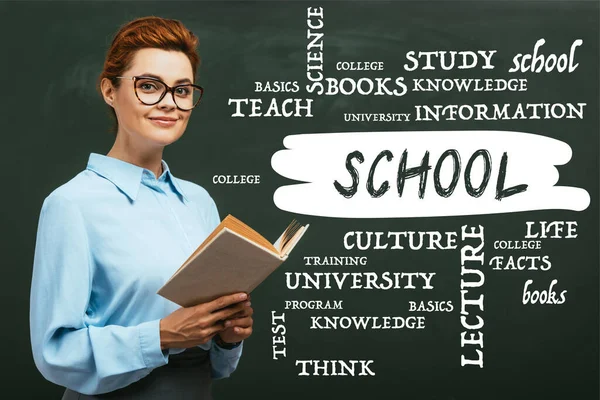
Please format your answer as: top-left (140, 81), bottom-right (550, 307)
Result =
top-left (110, 48), bottom-right (195, 148)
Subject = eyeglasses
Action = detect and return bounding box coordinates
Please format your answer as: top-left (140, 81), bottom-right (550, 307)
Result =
top-left (116, 76), bottom-right (204, 111)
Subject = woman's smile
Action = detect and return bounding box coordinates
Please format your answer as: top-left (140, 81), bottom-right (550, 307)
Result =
top-left (148, 116), bottom-right (178, 128)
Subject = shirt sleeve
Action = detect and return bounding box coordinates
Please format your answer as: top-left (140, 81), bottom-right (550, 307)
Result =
top-left (210, 340), bottom-right (244, 379)
top-left (29, 194), bottom-right (169, 395)
top-left (204, 195), bottom-right (244, 379)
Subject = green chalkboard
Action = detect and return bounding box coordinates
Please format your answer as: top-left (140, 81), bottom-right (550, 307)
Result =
top-left (3, 1), bottom-right (598, 399)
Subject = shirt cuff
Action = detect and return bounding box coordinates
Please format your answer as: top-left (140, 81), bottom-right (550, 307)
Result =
top-left (212, 340), bottom-right (244, 358)
top-left (138, 319), bottom-right (169, 369)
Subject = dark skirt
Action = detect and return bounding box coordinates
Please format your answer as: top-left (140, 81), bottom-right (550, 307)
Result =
top-left (61, 347), bottom-right (212, 400)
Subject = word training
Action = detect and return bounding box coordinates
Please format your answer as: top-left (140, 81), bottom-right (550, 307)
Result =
top-left (303, 256), bottom-right (368, 266)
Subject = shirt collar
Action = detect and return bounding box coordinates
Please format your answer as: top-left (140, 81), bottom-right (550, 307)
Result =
top-left (86, 153), bottom-right (189, 202)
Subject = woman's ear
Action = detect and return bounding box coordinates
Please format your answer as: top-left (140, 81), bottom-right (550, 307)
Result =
top-left (100, 78), bottom-right (116, 107)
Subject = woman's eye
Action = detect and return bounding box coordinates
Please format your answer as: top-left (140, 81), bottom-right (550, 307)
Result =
top-left (175, 87), bottom-right (191, 96)
top-left (139, 82), bottom-right (159, 91)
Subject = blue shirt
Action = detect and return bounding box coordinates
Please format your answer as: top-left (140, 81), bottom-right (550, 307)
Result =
top-left (30, 153), bottom-right (243, 395)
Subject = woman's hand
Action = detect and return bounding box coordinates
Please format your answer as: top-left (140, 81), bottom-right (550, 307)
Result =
top-left (159, 292), bottom-right (249, 349)
top-left (217, 296), bottom-right (254, 344)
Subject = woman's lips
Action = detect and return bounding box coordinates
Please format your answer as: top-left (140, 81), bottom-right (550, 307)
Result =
top-left (148, 118), bottom-right (177, 127)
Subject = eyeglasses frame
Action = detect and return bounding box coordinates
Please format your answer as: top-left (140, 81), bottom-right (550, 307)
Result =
top-left (115, 75), bottom-right (204, 111)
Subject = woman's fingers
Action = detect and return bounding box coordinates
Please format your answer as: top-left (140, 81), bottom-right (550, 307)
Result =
top-left (204, 292), bottom-right (248, 313)
top-left (207, 302), bottom-right (247, 325)
top-left (161, 292), bottom-right (253, 348)
top-left (224, 316), bottom-right (253, 329)
top-left (229, 326), bottom-right (253, 339)
top-left (225, 304), bottom-right (253, 320)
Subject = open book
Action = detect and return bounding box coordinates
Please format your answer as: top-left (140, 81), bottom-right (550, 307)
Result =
top-left (157, 215), bottom-right (309, 307)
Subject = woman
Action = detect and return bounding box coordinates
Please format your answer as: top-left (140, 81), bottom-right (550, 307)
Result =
top-left (29, 16), bottom-right (253, 399)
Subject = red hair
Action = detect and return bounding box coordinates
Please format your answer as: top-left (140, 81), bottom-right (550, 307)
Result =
top-left (97, 16), bottom-right (200, 134)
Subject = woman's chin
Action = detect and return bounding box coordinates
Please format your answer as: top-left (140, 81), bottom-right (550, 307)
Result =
top-left (143, 131), bottom-right (183, 147)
